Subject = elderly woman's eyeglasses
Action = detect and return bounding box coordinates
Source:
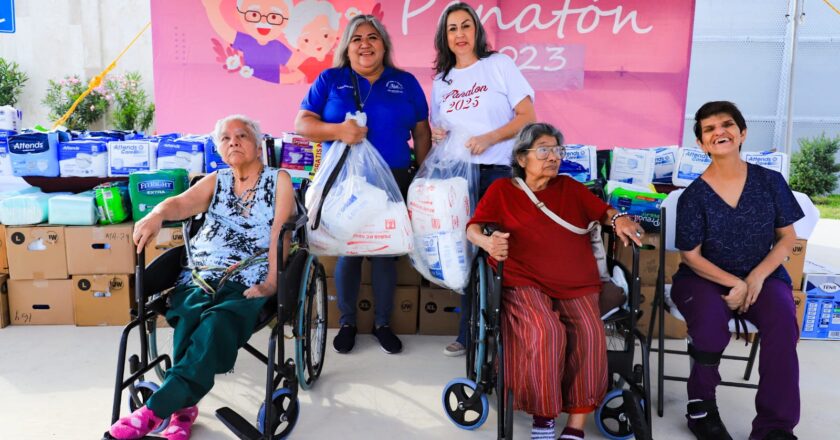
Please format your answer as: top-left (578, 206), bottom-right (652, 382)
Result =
top-left (238, 8), bottom-right (288, 26)
top-left (524, 146), bottom-right (565, 160)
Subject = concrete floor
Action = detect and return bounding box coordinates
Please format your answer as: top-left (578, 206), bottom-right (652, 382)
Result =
top-left (1, 220), bottom-right (837, 439)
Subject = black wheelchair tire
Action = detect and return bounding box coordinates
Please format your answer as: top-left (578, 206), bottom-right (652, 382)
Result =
top-left (304, 261), bottom-right (328, 385)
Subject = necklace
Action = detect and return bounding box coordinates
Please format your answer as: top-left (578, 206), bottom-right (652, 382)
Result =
top-left (232, 170), bottom-right (262, 217)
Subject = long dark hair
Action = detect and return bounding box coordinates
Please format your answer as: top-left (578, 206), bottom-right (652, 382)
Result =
top-left (433, 2), bottom-right (495, 84)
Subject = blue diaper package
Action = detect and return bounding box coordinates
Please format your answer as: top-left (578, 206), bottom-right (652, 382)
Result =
top-left (800, 274), bottom-right (840, 340)
top-left (201, 136), bottom-right (228, 173)
top-left (59, 139), bottom-right (109, 177)
top-left (9, 131), bottom-right (70, 177)
top-left (652, 146), bottom-right (678, 184)
top-left (0, 129), bottom-right (17, 176)
top-left (559, 144), bottom-right (597, 183)
top-left (83, 130), bottom-right (144, 141)
top-left (157, 136), bottom-right (206, 173)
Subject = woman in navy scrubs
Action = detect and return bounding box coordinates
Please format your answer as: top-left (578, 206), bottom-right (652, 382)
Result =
top-left (295, 14), bottom-right (431, 355)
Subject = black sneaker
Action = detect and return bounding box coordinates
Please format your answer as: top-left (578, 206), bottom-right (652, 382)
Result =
top-left (372, 325), bottom-right (402, 354)
top-left (333, 324), bottom-right (357, 353)
top-left (686, 400), bottom-right (732, 440)
top-left (761, 430), bottom-right (797, 440)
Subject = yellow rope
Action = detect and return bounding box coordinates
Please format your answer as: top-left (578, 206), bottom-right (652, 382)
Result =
top-left (824, 0), bottom-right (840, 15)
top-left (52, 21), bottom-right (152, 130)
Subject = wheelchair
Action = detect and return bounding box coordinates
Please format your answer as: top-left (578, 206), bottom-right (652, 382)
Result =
top-left (441, 226), bottom-right (652, 440)
top-left (102, 179), bottom-right (328, 440)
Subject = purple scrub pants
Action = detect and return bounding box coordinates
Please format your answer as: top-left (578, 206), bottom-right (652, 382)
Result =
top-left (671, 272), bottom-right (800, 439)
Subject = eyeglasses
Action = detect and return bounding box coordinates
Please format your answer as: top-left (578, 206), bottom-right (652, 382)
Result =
top-left (237, 8), bottom-right (287, 26)
top-left (524, 145), bottom-right (565, 160)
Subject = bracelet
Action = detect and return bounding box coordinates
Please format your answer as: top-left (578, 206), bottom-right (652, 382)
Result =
top-left (610, 211), bottom-right (629, 230)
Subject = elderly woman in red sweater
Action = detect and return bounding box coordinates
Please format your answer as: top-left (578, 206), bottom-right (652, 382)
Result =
top-left (467, 122), bottom-right (643, 440)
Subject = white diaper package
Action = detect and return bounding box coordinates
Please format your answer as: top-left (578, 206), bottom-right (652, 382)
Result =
top-left (741, 150), bottom-right (789, 180)
top-left (559, 144), bottom-right (598, 182)
top-left (59, 139), bottom-right (109, 177)
top-left (0, 106), bottom-right (22, 131)
top-left (0, 192), bottom-right (70, 225)
top-left (610, 147), bottom-right (655, 186)
top-left (319, 175), bottom-right (390, 240)
top-left (652, 146), bottom-right (679, 184)
top-left (672, 147), bottom-right (712, 187)
top-left (9, 131), bottom-right (68, 177)
top-left (48, 191), bottom-right (98, 225)
top-left (407, 177), bottom-right (471, 235)
top-left (415, 230), bottom-right (470, 290)
top-left (310, 201), bottom-right (413, 256)
top-left (108, 140), bottom-right (158, 176)
top-left (0, 129), bottom-right (16, 176)
top-left (157, 136), bottom-right (206, 173)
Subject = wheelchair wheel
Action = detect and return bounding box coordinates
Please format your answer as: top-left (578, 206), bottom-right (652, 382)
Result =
top-left (257, 388), bottom-right (299, 438)
top-left (595, 388), bottom-right (648, 440)
top-left (442, 378), bottom-right (489, 430)
top-left (465, 259), bottom-right (481, 381)
top-left (299, 260), bottom-right (327, 389)
top-left (127, 381), bottom-right (170, 434)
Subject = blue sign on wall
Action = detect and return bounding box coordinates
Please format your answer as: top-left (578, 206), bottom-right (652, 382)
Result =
top-left (0, 0), bottom-right (15, 34)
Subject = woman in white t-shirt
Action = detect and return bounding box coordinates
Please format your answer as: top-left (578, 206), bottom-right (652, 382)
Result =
top-left (431, 2), bottom-right (535, 358)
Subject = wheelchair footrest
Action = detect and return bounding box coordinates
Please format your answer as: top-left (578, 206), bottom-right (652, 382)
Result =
top-left (216, 407), bottom-right (262, 440)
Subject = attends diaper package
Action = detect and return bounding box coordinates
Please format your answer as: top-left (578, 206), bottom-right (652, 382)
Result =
top-left (0, 129), bottom-right (16, 176)
top-left (157, 136), bottom-right (206, 173)
top-left (559, 144), bottom-right (598, 183)
top-left (108, 139), bottom-right (158, 176)
top-left (609, 147), bottom-right (656, 186)
top-left (0, 106), bottom-right (22, 131)
top-left (199, 136), bottom-right (228, 173)
top-left (652, 146), bottom-right (679, 184)
top-left (58, 139), bottom-right (109, 177)
top-left (741, 150), bottom-right (789, 180)
top-left (9, 131), bottom-right (69, 177)
top-left (672, 147), bottom-right (712, 187)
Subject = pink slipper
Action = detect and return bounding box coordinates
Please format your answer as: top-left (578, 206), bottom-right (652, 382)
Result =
top-left (161, 405), bottom-right (199, 440)
top-left (109, 405), bottom-right (164, 439)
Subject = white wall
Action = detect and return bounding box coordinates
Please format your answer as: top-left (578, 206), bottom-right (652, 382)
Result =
top-left (0, 0), bottom-right (154, 130)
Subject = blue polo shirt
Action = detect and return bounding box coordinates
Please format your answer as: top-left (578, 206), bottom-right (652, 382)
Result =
top-left (300, 66), bottom-right (429, 168)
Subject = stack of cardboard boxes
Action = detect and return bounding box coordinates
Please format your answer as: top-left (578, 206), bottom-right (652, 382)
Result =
top-left (0, 225), bottom-right (9, 327)
top-left (4, 223), bottom-right (136, 326)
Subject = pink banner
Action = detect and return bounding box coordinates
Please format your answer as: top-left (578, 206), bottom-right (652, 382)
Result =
top-left (151, 0), bottom-right (695, 147)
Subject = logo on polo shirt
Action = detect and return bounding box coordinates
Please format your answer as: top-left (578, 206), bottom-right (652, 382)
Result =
top-left (385, 80), bottom-right (404, 93)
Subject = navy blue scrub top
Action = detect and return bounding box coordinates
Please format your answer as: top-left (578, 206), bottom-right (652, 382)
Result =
top-left (300, 66), bottom-right (429, 169)
top-left (675, 162), bottom-right (804, 285)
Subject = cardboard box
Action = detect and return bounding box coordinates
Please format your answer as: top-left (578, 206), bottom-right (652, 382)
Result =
top-left (144, 226), bottom-right (184, 266)
top-left (800, 274), bottom-right (840, 340)
top-left (325, 278), bottom-right (419, 334)
top-left (72, 274), bottom-right (132, 326)
top-left (7, 279), bottom-right (74, 325)
top-left (418, 287), bottom-right (462, 335)
top-left (0, 225), bottom-right (8, 273)
top-left (319, 256), bottom-right (338, 277)
top-left (793, 290), bottom-right (805, 338)
top-left (782, 239), bottom-right (807, 291)
top-left (5, 226), bottom-right (68, 280)
top-left (65, 224), bottom-right (136, 275)
top-left (613, 235), bottom-right (681, 286)
top-left (636, 286), bottom-right (688, 339)
top-left (0, 274), bottom-right (8, 328)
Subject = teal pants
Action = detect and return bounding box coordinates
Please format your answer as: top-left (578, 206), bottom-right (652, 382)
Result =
top-left (146, 281), bottom-right (268, 418)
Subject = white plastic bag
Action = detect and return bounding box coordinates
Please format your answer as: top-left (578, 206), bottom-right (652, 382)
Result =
top-left (407, 131), bottom-right (478, 291)
top-left (306, 112), bottom-right (412, 256)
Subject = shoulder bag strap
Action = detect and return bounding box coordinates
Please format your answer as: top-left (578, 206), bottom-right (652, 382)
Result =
top-left (513, 177), bottom-right (598, 235)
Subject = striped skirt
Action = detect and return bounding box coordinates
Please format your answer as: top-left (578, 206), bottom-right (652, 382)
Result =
top-left (501, 286), bottom-right (607, 417)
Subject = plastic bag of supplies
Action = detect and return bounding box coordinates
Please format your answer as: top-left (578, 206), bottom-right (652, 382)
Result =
top-left (305, 112), bottom-right (413, 256)
top-left (406, 131), bottom-right (478, 291)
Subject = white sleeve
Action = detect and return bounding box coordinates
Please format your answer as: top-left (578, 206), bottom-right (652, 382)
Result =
top-left (494, 53), bottom-right (535, 109)
top-left (430, 78), bottom-right (443, 128)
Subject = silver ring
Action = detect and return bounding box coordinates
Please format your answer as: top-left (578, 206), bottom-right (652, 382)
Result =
top-left (635, 231), bottom-right (642, 237)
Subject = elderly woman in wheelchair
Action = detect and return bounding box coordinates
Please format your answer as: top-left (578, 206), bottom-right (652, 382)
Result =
top-left (108, 114), bottom-right (296, 440)
top-left (465, 122), bottom-right (643, 440)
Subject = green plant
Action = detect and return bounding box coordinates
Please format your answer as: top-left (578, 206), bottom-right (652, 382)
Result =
top-left (0, 58), bottom-right (29, 107)
top-left (42, 75), bottom-right (110, 131)
top-left (789, 133), bottom-right (840, 197)
top-left (105, 72), bottom-right (155, 132)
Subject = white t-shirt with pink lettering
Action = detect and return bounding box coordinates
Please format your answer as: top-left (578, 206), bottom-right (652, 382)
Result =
top-left (431, 53), bottom-right (535, 166)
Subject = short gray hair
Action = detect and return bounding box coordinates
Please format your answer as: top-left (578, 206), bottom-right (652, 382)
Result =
top-left (213, 114), bottom-right (262, 148)
top-left (511, 123), bottom-right (565, 179)
top-left (333, 14), bottom-right (396, 69)
top-left (283, 0), bottom-right (340, 45)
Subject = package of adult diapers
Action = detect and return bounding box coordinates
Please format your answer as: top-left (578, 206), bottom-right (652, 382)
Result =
top-left (652, 146), bottom-right (679, 184)
top-left (0, 191), bottom-right (69, 225)
top-left (83, 130), bottom-right (143, 141)
top-left (279, 132), bottom-right (316, 171)
top-left (559, 144), bottom-right (598, 183)
top-left (0, 129), bottom-right (16, 176)
top-left (58, 139), bottom-right (109, 177)
top-left (307, 112), bottom-right (412, 256)
top-left (108, 139), bottom-right (158, 176)
top-left (94, 181), bottom-right (131, 224)
top-left (608, 186), bottom-right (667, 232)
top-left (157, 136), bottom-right (206, 173)
top-left (199, 136), bottom-right (229, 173)
top-left (8, 131), bottom-right (69, 177)
top-left (741, 150), bottom-right (789, 180)
top-left (672, 147), bottom-right (712, 187)
top-left (0, 106), bottom-right (22, 131)
top-left (48, 191), bottom-right (98, 225)
top-left (128, 169), bottom-right (190, 221)
top-left (609, 147), bottom-right (656, 186)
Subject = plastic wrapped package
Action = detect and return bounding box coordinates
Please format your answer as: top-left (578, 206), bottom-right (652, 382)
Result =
top-left (306, 112), bottom-right (412, 256)
top-left (609, 147), bottom-right (655, 186)
top-left (94, 182), bottom-right (131, 225)
top-left (0, 192), bottom-right (70, 225)
top-left (672, 147), bottom-right (711, 187)
top-left (48, 191), bottom-right (98, 225)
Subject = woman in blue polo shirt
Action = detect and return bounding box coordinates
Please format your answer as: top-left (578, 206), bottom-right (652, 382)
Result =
top-left (295, 14), bottom-right (431, 355)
